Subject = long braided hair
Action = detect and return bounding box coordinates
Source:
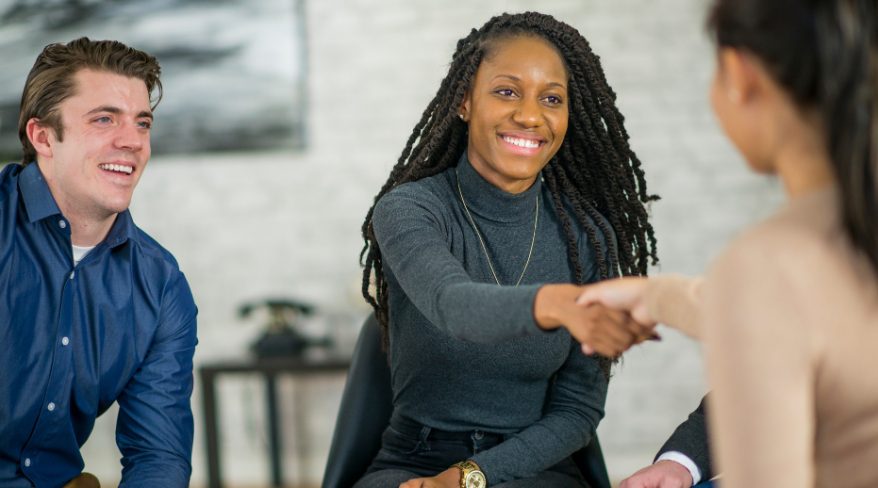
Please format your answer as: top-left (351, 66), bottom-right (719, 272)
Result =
top-left (360, 12), bottom-right (659, 369)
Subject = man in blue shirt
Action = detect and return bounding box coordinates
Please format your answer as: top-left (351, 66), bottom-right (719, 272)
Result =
top-left (0, 37), bottom-right (198, 487)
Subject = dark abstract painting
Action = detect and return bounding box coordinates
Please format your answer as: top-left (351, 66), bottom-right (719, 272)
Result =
top-left (0, 0), bottom-right (306, 160)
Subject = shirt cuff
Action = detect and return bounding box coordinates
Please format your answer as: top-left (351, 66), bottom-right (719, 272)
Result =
top-left (656, 451), bottom-right (701, 485)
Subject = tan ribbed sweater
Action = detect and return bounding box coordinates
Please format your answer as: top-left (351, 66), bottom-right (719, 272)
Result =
top-left (646, 186), bottom-right (878, 488)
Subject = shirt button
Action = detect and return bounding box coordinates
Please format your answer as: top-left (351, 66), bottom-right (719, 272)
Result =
top-left (61, 337), bottom-right (70, 346)
top-left (58, 219), bottom-right (67, 229)
top-left (23, 458), bottom-right (31, 467)
top-left (47, 402), bottom-right (56, 412)
top-left (69, 271), bottom-right (75, 279)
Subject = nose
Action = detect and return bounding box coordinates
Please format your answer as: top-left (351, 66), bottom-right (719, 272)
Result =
top-left (114, 120), bottom-right (146, 152)
top-left (512, 97), bottom-right (543, 127)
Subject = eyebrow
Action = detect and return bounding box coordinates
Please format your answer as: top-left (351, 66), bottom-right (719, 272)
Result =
top-left (85, 106), bottom-right (153, 119)
top-left (491, 74), bottom-right (567, 90)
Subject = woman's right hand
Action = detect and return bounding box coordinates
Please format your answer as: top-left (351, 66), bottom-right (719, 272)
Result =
top-left (534, 284), bottom-right (656, 357)
top-left (575, 277), bottom-right (656, 327)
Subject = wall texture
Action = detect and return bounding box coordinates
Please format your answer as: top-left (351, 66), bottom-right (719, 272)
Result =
top-left (78, 0), bottom-right (783, 485)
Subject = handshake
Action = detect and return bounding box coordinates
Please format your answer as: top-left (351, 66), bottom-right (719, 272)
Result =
top-left (534, 277), bottom-right (673, 358)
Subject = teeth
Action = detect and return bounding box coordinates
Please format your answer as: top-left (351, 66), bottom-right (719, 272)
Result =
top-left (100, 163), bottom-right (133, 175)
top-left (503, 136), bottom-right (540, 148)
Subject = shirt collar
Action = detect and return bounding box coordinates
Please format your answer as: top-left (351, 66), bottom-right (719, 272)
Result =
top-left (18, 162), bottom-right (136, 249)
top-left (104, 209), bottom-right (136, 249)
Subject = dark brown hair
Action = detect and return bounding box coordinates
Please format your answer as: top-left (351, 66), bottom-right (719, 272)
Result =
top-left (18, 37), bottom-right (162, 165)
top-left (708, 0), bottom-right (878, 274)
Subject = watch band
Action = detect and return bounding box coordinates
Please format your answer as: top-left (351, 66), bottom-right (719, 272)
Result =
top-left (453, 459), bottom-right (487, 488)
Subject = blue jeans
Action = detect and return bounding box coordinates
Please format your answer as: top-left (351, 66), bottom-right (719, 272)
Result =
top-left (354, 415), bottom-right (588, 488)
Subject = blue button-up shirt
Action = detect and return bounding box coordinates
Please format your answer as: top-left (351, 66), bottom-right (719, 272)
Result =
top-left (0, 163), bottom-right (198, 487)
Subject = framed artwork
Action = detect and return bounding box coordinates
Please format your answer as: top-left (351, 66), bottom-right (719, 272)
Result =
top-left (0, 0), bottom-right (307, 161)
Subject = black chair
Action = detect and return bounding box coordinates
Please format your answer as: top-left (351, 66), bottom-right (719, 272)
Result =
top-left (322, 315), bottom-right (611, 488)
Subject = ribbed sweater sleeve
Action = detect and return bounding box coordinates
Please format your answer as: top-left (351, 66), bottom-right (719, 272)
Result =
top-left (372, 185), bottom-right (543, 343)
top-left (471, 341), bottom-right (607, 482)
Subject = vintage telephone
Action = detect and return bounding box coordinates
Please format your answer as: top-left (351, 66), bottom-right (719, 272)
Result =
top-left (238, 299), bottom-right (332, 358)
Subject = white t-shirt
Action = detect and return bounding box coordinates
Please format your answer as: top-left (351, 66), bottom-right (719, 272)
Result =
top-left (72, 244), bottom-right (95, 266)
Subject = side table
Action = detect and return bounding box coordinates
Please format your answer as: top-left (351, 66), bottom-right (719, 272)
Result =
top-left (199, 356), bottom-right (350, 488)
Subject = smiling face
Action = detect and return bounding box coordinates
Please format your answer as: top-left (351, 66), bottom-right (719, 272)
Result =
top-left (460, 35), bottom-right (569, 194)
top-left (33, 68), bottom-right (152, 224)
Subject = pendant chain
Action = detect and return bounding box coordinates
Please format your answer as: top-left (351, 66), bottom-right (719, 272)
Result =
top-left (455, 169), bottom-right (539, 287)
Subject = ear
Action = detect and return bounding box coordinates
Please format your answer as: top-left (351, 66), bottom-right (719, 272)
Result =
top-left (26, 118), bottom-right (54, 159)
top-left (458, 90), bottom-right (472, 122)
top-left (718, 48), bottom-right (761, 105)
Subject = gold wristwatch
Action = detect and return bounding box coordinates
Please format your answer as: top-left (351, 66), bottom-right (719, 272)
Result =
top-left (452, 460), bottom-right (487, 488)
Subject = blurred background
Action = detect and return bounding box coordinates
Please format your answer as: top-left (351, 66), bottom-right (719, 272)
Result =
top-left (1, 0), bottom-right (783, 486)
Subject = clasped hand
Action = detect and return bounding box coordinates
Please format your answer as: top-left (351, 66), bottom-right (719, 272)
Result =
top-left (398, 467), bottom-right (460, 488)
top-left (535, 279), bottom-right (656, 357)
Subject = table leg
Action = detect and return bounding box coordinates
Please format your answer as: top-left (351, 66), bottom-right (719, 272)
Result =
top-left (266, 373), bottom-right (283, 487)
top-left (292, 381), bottom-right (307, 485)
top-left (201, 369), bottom-right (222, 488)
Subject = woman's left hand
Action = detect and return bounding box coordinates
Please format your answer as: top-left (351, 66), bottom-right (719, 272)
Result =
top-left (399, 468), bottom-right (460, 488)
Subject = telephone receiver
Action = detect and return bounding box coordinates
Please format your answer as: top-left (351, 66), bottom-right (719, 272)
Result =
top-left (238, 298), bottom-right (332, 358)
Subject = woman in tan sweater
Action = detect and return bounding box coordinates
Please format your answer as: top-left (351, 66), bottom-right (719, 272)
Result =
top-left (578, 1), bottom-right (878, 487)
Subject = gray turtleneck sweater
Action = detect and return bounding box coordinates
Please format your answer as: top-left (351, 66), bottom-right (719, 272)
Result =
top-left (371, 155), bottom-right (610, 483)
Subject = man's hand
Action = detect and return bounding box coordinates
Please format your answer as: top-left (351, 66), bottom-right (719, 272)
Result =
top-left (618, 460), bottom-right (694, 488)
top-left (535, 284), bottom-right (655, 357)
top-left (399, 467), bottom-right (459, 488)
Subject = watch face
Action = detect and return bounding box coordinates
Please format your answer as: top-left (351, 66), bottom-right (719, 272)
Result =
top-left (464, 471), bottom-right (486, 488)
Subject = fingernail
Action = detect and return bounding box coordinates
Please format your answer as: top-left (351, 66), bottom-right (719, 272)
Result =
top-left (581, 344), bottom-right (594, 355)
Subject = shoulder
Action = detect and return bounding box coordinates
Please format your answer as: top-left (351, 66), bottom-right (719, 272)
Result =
top-left (547, 192), bottom-right (616, 264)
top-left (0, 163), bottom-right (23, 181)
top-left (704, 205), bottom-right (835, 338)
top-left (131, 226), bottom-right (183, 272)
top-left (712, 205), bottom-right (834, 286)
top-left (0, 163), bottom-right (23, 201)
top-left (544, 189), bottom-right (615, 241)
top-left (373, 170), bottom-right (456, 228)
top-left (0, 164), bottom-right (21, 210)
top-left (377, 169), bottom-right (454, 208)
top-left (129, 226), bottom-right (195, 306)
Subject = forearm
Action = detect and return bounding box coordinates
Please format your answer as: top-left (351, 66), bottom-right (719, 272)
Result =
top-left (471, 346), bottom-right (607, 482)
top-left (120, 452), bottom-right (190, 487)
top-left (118, 275), bottom-right (196, 488)
top-left (423, 278), bottom-right (544, 342)
top-left (471, 416), bottom-right (593, 483)
top-left (533, 283), bottom-right (580, 330)
top-left (644, 275), bottom-right (702, 338)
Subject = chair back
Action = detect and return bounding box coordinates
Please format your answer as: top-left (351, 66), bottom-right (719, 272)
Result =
top-left (323, 315), bottom-right (392, 488)
top-left (322, 315), bottom-right (610, 488)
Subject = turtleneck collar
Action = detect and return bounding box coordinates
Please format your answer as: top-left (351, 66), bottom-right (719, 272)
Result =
top-left (454, 152), bottom-right (543, 225)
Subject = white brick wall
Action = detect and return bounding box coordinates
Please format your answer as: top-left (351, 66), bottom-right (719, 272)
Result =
top-left (78, 1), bottom-right (784, 486)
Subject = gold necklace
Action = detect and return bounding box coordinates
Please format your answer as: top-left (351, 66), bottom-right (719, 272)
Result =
top-left (455, 169), bottom-right (539, 287)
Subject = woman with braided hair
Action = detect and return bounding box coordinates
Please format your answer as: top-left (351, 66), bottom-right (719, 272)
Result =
top-left (356, 11), bottom-right (658, 488)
